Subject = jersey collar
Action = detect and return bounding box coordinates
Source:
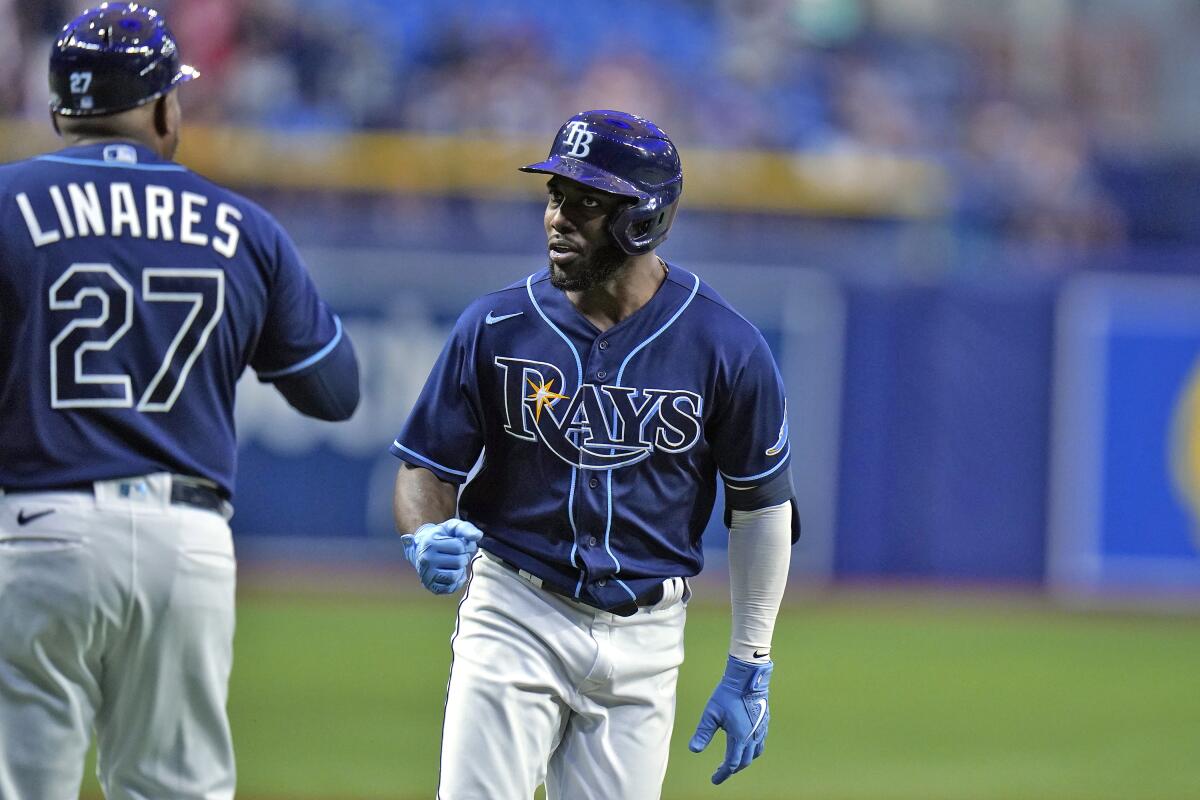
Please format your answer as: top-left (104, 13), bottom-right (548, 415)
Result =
top-left (529, 263), bottom-right (697, 345)
top-left (51, 141), bottom-right (171, 166)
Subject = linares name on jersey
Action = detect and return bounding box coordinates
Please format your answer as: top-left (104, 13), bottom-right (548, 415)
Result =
top-left (16, 179), bottom-right (242, 258)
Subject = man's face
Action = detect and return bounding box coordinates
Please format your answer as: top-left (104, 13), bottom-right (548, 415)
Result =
top-left (543, 176), bottom-right (629, 292)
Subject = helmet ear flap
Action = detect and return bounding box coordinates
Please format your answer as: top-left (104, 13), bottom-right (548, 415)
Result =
top-left (608, 191), bottom-right (681, 255)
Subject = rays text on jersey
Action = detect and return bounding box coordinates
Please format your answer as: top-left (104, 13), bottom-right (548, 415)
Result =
top-left (495, 356), bottom-right (703, 470)
top-left (16, 182), bottom-right (243, 258)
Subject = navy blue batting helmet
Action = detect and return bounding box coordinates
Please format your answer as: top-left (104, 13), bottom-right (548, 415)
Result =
top-left (49, 3), bottom-right (198, 117)
top-left (521, 110), bottom-right (683, 255)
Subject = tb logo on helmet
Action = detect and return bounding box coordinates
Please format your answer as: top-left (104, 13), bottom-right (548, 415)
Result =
top-left (563, 121), bottom-right (594, 158)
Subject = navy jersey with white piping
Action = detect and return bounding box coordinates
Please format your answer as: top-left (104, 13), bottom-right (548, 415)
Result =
top-left (391, 264), bottom-right (797, 612)
top-left (0, 142), bottom-right (342, 497)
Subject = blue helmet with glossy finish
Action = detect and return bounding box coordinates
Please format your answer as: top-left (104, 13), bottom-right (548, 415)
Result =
top-left (49, 2), bottom-right (198, 117)
top-left (521, 110), bottom-right (683, 255)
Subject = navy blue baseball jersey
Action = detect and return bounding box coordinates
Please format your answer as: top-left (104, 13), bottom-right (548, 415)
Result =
top-left (391, 265), bottom-right (797, 612)
top-left (0, 142), bottom-right (342, 497)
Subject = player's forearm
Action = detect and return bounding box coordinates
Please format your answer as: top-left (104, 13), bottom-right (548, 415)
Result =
top-left (273, 333), bottom-right (361, 421)
top-left (393, 464), bottom-right (458, 535)
top-left (727, 501), bottom-right (792, 663)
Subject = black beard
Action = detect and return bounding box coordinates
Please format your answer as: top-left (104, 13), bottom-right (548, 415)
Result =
top-left (548, 241), bottom-right (627, 292)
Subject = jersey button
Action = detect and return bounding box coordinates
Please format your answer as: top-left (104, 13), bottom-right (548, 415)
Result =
top-left (599, 340), bottom-right (609, 350)
top-left (588, 477), bottom-right (599, 489)
top-left (597, 579), bottom-right (608, 587)
top-left (587, 536), bottom-right (598, 547)
top-left (596, 370), bottom-right (607, 380)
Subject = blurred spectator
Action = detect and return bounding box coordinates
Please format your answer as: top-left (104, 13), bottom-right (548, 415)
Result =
top-left (0, 0), bottom-right (23, 112)
top-left (956, 102), bottom-right (1126, 251)
top-left (400, 18), bottom-right (564, 136)
top-left (7, 0), bottom-right (1187, 248)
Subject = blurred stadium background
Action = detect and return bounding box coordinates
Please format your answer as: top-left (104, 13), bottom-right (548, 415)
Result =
top-left (4, 0), bottom-right (1200, 797)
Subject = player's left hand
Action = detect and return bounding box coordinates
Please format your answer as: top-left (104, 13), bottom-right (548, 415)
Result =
top-left (688, 655), bottom-right (773, 785)
top-left (400, 518), bottom-right (483, 595)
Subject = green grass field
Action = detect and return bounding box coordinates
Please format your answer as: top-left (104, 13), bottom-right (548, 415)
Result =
top-left (81, 578), bottom-right (1200, 799)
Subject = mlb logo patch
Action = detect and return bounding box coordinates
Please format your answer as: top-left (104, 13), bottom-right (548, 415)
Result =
top-left (103, 144), bottom-right (139, 164)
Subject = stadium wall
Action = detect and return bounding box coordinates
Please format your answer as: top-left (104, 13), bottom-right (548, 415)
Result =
top-left (4, 121), bottom-right (1197, 593)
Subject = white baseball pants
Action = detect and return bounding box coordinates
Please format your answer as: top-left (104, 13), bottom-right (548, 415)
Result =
top-left (438, 550), bottom-right (688, 800)
top-left (0, 474), bottom-right (236, 800)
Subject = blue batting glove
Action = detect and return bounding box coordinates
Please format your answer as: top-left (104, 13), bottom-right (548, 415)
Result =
top-left (688, 655), bottom-right (773, 785)
top-left (400, 519), bottom-right (483, 595)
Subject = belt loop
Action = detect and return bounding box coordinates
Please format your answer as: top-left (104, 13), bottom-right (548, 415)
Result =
top-left (147, 473), bottom-right (173, 507)
top-left (665, 577), bottom-right (682, 608)
top-left (516, 567), bottom-right (543, 590)
top-left (650, 577), bottom-right (688, 612)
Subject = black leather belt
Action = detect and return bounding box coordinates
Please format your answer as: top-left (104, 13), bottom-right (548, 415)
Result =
top-left (167, 481), bottom-right (227, 513)
top-left (486, 552), bottom-right (664, 617)
top-left (3, 477), bottom-right (226, 514)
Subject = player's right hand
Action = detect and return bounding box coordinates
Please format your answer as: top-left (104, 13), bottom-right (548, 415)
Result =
top-left (401, 519), bottom-right (483, 595)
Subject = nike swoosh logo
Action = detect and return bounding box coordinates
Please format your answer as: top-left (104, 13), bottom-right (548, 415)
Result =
top-left (765, 400), bottom-right (788, 456)
top-left (485, 310), bottom-right (524, 325)
top-left (17, 509), bottom-right (56, 526)
top-left (753, 649), bottom-right (770, 659)
top-left (749, 699), bottom-right (767, 736)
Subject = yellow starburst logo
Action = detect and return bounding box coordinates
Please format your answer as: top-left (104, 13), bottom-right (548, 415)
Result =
top-left (1169, 356), bottom-right (1200, 550)
top-left (526, 377), bottom-right (570, 423)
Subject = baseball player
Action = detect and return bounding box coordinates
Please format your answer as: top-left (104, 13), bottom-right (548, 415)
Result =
top-left (392, 110), bottom-right (798, 798)
top-left (0, 5), bottom-right (359, 799)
